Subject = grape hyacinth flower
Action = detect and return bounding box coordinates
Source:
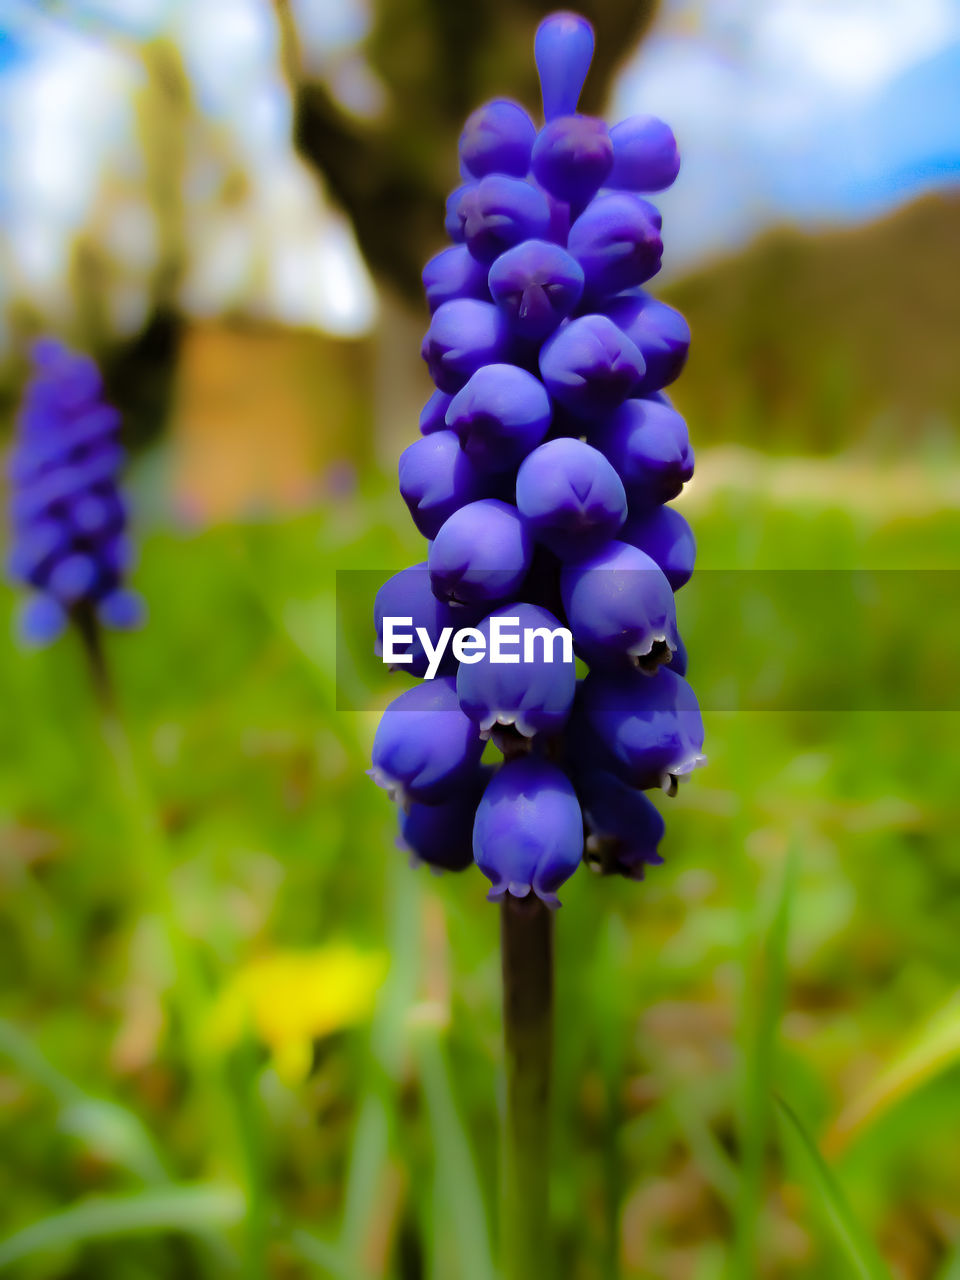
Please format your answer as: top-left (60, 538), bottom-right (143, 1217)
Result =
top-left (369, 15), bottom-right (704, 1274)
top-left (6, 339), bottom-right (143, 662)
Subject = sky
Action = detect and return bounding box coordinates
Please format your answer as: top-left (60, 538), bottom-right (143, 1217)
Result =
top-left (612, 0), bottom-right (960, 271)
top-left (0, 0), bottom-right (958, 338)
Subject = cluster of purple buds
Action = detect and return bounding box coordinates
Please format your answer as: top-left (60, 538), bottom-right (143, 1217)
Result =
top-left (6, 338), bottom-right (143, 646)
top-left (371, 12), bottom-right (704, 905)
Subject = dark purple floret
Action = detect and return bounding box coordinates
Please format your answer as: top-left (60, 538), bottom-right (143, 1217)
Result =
top-left (375, 564), bottom-right (473, 679)
top-left (578, 768), bottom-right (666, 878)
top-left (398, 430), bottom-right (489, 539)
top-left (455, 175), bottom-right (553, 265)
top-left (473, 755), bottom-right (583, 906)
top-left (591, 397), bottom-right (694, 508)
top-left (607, 114), bottom-right (681, 192)
top-left (516, 437), bottom-right (626, 560)
top-left (561, 540), bottom-right (678, 671)
top-left (422, 245), bottom-right (490, 312)
top-left (421, 299), bottom-right (512, 393)
top-left (456, 601), bottom-right (576, 740)
top-left (428, 498), bottom-right (532, 607)
top-left (487, 239), bottom-right (584, 341)
top-left (603, 290), bottom-right (691, 395)
top-left (577, 665), bottom-right (705, 793)
top-left (7, 338), bottom-right (144, 647)
top-left (567, 192), bottom-right (664, 302)
top-left (539, 314), bottom-right (645, 419)
top-left (398, 767), bottom-right (492, 872)
top-left (370, 676), bottom-right (485, 807)
top-left (445, 363), bottom-right (552, 474)
top-left (531, 115), bottom-right (613, 206)
top-left (621, 505), bottom-right (696, 591)
top-left (459, 99), bottom-right (536, 179)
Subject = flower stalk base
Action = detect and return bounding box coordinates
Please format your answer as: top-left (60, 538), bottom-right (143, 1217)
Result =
top-left (500, 894), bottom-right (554, 1278)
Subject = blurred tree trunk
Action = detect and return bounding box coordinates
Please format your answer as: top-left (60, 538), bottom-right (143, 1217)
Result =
top-left (284, 0), bottom-right (659, 302)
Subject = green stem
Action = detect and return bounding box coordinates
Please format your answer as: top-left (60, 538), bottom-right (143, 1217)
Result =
top-left (499, 895), bottom-right (554, 1280)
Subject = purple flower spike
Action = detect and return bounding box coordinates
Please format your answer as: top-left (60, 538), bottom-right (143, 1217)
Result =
top-left (539, 314), bottom-right (644, 420)
top-left (568, 193), bottom-right (663, 301)
top-left (531, 115), bottom-right (613, 206)
top-left (420, 389), bottom-right (453, 435)
top-left (398, 768), bottom-right (492, 872)
top-left (7, 339), bottom-right (143, 644)
top-left (456, 175), bottom-right (552, 265)
top-left (459, 99), bottom-right (536, 178)
top-left (608, 115), bottom-right (681, 192)
top-left (375, 564), bottom-right (471, 679)
top-left (370, 676), bottom-right (485, 807)
top-left (561, 540), bottom-right (678, 671)
top-left (578, 768), bottom-right (666, 878)
top-left (445, 363), bottom-right (552, 474)
top-left (428, 499), bottom-right (533, 607)
top-left (97, 588), bottom-right (145, 630)
top-left (456, 602), bottom-right (576, 740)
top-left (578, 665), bottom-right (706, 793)
top-left (487, 239), bottom-right (584, 342)
top-left (621, 505), bottom-right (696, 591)
top-left (603, 290), bottom-right (690, 394)
top-left (535, 11), bottom-right (595, 121)
top-left (516, 437), bottom-right (626, 560)
top-left (398, 430), bottom-right (489, 539)
top-left (592, 397), bottom-right (694, 509)
top-left (422, 245), bottom-right (490, 312)
top-left (421, 299), bottom-right (512, 393)
top-left (473, 756), bottom-right (583, 906)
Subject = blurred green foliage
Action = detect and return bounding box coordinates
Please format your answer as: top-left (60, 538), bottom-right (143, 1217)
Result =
top-left (1, 461), bottom-right (959, 1279)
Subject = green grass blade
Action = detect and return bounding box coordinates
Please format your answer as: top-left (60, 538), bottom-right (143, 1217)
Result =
top-left (731, 850), bottom-right (795, 1277)
top-left (291, 1229), bottom-right (377, 1280)
top-left (776, 1096), bottom-right (893, 1280)
top-left (0, 1185), bottom-right (245, 1271)
top-left (830, 991), bottom-right (960, 1149)
top-left (416, 1029), bottom-right (497, 1280)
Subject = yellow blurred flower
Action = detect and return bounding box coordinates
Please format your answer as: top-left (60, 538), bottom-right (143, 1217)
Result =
top-left (208, 944), bottom-right (388, 1084)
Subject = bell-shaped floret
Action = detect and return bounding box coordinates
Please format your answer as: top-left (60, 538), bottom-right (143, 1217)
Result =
top-left (459, 99), bottom-right (536, 178)
top-left (516, 438), bottom-right (626, 560)
top-left (452, 176), bottom-right (552, 265)
top-left (577, 665), bottom-right (706, 792)
top-left (445, 363), bottom-right (552, 474)
top-left (539, 314), bottom-right (644, 420)
top-left (473, 756), bottom-right (583, 906)
top-left (374, 563), bottom-right (471, 679)
top-left (561, 540), bottom-right (678, 670)
top-left (603, 290), bottom-right (690, 394)
top-left (398, 430), bottom-right (489, 539)
top-left (607, 115), bottom-right (680, 192)
top-left (422, 245), bottom-right (490, 312)
top-left (531, 115), bottom-right (613, 206)
top-left (578, 768), bottom-right (666, 878)
top-left (487, 239), bottom-right (584, 341)
top-left (398, 767), bottom-right (492, 872)
top-left (428, 499), bottom-right (532, 607)
top-left (591, 397), bottom-right (694, 508)
top-left (421, 299), bottom-right (512, 393)
top-left (369, 676), bottom-right (485, 807)
top-left (567, 193), bottom-right (663, 301)
top-left (621, 505), bottom-right (695, 591)
top-left (456, 601), bottom-right (576, 739)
